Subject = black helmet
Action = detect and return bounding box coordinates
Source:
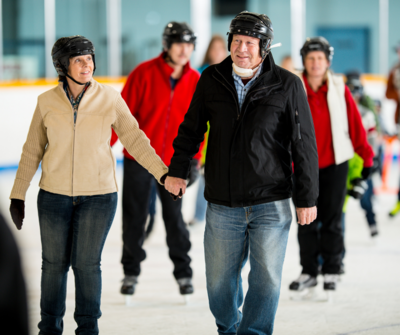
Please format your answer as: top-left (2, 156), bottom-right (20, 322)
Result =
top-left (227, 11), bottom-right (274, 58)
top-left (300, 37), bottom-right (334, 63)
top-left (346, 72), bottom-right (364, 96)
top-left (162, 22), bottom-right (196, 50)
top-left (51, 35), bottom-right (96, 85)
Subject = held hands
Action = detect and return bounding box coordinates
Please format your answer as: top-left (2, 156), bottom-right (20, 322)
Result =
top-left (164, 176), bottom-right (187, 201)
top-left (296, 206), bottom-right (317, 225)
top-left (10, 199), bottom-right (25, 230)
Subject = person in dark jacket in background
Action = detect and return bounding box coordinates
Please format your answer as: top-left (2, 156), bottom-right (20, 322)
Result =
top-left (0, 212), bottom-right (29, 335)
top-left (165, 12), bottom-right (318, 335)
top-left (289, 37), bottom-right (374, 294)
top-left (111, 22), bottom-right (203, 299)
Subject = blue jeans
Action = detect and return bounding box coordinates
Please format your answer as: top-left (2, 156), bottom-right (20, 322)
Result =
top-left (360, 179), bottom-right (376, 226)
top-left (37, 189), bottom-right (117, 335)
top-left (194, 174), bottom-right (207, 221)
top-left (204, 200), bottom-right (292, 335)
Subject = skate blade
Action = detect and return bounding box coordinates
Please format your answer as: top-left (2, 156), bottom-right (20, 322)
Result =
top-left (323, 290), bottom-right (334, 303)
top-left (183, 295), bottom-right (190, 305)
top-left (290, 287), bottom-right (316, 301)
top-left (124, 295), bottom-right (132, 306)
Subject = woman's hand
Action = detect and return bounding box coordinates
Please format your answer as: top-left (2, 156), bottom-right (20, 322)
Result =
top-left (10, 199), bottom-right (25, 230)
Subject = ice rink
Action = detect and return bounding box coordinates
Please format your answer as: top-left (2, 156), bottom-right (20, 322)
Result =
top-left (1, 81), bottom-right (400, 334)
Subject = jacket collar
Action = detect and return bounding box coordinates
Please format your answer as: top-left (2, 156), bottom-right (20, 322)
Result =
top-left (302, 72), bottom-right (329, 96)
top-left (58, 78), bottom-right (96, 99)
top-left (156, 52), bottom-right (192, 85)
top-left (214, 52), bottom-right (281, 89)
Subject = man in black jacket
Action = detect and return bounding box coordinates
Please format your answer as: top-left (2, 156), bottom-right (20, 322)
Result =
top-left (165, 11), bottom-right (318, 335)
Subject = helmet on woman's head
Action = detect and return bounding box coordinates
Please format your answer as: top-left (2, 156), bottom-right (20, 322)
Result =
top-left (51, 36), bottom-right (96, 85)
top-left (300, 37), bottom-right (334, 63)
top-left (162, 22), bottom-right (197, 50)
top-left (227, 11), bottom-right (274, 58)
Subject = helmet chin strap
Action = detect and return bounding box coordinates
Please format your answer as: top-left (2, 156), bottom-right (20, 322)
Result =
top-left (66, 73), bottom-right (86, 86)
top-left (164, 50), bottom-right (177, 65)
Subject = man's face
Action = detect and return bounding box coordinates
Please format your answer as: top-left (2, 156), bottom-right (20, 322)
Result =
top-left (68, 54), bottom-right (94, 83)
top-left (230, 34), bottom-right (262, 69)
top-left (168, 43), bottom-right (194, 66)
top-left (304, 51), bottom-right (330, 78)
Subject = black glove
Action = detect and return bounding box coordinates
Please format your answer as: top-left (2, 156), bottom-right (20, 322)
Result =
top-left (347, 178), bottom-right (368, 199)
top-left (170, 189), bottom-right (183, 201)
top-left (187, 159), bottom-right (199, 187)
top-left (361, 167), bottom-right (372, 180)
top-left (10, 199), bottom-right (25, 230)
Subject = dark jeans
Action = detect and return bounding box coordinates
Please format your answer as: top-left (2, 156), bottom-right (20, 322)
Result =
top-left (148, 180), bottom-right (157, 217)
top-left (298, 161), bottom-right (348, 276)
top-left (121, 158), bottom-right (192, 279)
top-left (37, 189), bottom-right (117, 335)
top-left (360, 178), bottom-right (376, 226)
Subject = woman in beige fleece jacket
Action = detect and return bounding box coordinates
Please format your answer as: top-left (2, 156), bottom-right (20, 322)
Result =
top-left (9, 36), bottom-right (168, 334)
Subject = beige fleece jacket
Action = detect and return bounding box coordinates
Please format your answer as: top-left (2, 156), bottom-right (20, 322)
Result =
top-left (10, 79), bottom-right (168, 200)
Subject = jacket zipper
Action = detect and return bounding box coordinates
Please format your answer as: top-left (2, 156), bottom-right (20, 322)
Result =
top-left (162, 90), bottom-right (174, 160)
top-left (214, 68), bottom-right (281, 206)
top-left (295, 110), bottom-right (301, 140)
top-left (71, 110), bottom-right (76, 196)
top-left (69, 88), bottom-right (86, 196)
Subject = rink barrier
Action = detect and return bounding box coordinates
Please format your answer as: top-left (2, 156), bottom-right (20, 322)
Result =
top-left (0, 159), bottom-right (124, 174)
top-left (1, 74), bottom-right (398, 194)
top-left (0, 74), bottom-right (389, 88)
top-left (0, 76), bottom-right (126, 87)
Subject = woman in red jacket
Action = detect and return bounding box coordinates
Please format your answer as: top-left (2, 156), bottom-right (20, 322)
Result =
top-left (289, 37), bottom-right (374, 295)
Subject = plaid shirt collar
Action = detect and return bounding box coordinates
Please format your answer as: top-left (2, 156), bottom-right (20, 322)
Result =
top-left (62, 79), bottom-right (90, 122)
top-left (232, 63), bottom-right (263, 110)
top-left (63, 80), bottom-right (90, 108)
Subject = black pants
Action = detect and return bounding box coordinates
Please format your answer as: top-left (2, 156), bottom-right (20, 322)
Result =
top-left (121, 158), bottom-right (192, 279)
top-left (298, 161), bottom-right (348, 276)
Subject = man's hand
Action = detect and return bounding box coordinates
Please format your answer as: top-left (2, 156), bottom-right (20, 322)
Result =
top-left (165, 176), bottom-right (187, 200)
top-left (10, 199), bottom-right (25, 230)
top-left (296, 206), bottom-right (317, 225)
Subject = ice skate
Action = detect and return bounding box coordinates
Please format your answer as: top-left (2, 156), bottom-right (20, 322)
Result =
top-left (389, 200), bottom-right (400, 217)
top-left (369, 224), bottom-right (378, 237)
top-left (289, 274), bottom-right (317, 300)
top-left (177, 278), bottom-right (194, 304)
top-left (120, 275), bottom-right (138, 306)
top-left (323, 274), bottom-right (339, 302)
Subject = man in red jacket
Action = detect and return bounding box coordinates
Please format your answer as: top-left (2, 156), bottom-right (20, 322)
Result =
top-left (111, 22), bottom-right (202, 299)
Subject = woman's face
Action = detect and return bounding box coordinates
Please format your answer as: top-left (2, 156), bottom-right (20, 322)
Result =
top-left (208, 40), bottom-right (227, 65)
top-left (68, 54), bottom-right (94, 83)
top-left (304, 51), bottom-right (330, 79)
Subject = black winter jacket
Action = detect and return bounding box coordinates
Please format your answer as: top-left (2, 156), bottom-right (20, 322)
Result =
top-left (168, 53), bottom-right (319, 208)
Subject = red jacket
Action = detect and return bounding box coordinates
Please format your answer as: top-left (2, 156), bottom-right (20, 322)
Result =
top-left (303, 74), bottom-right (374, 169)
top-left (111, 53), bottom-right (203, 166)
